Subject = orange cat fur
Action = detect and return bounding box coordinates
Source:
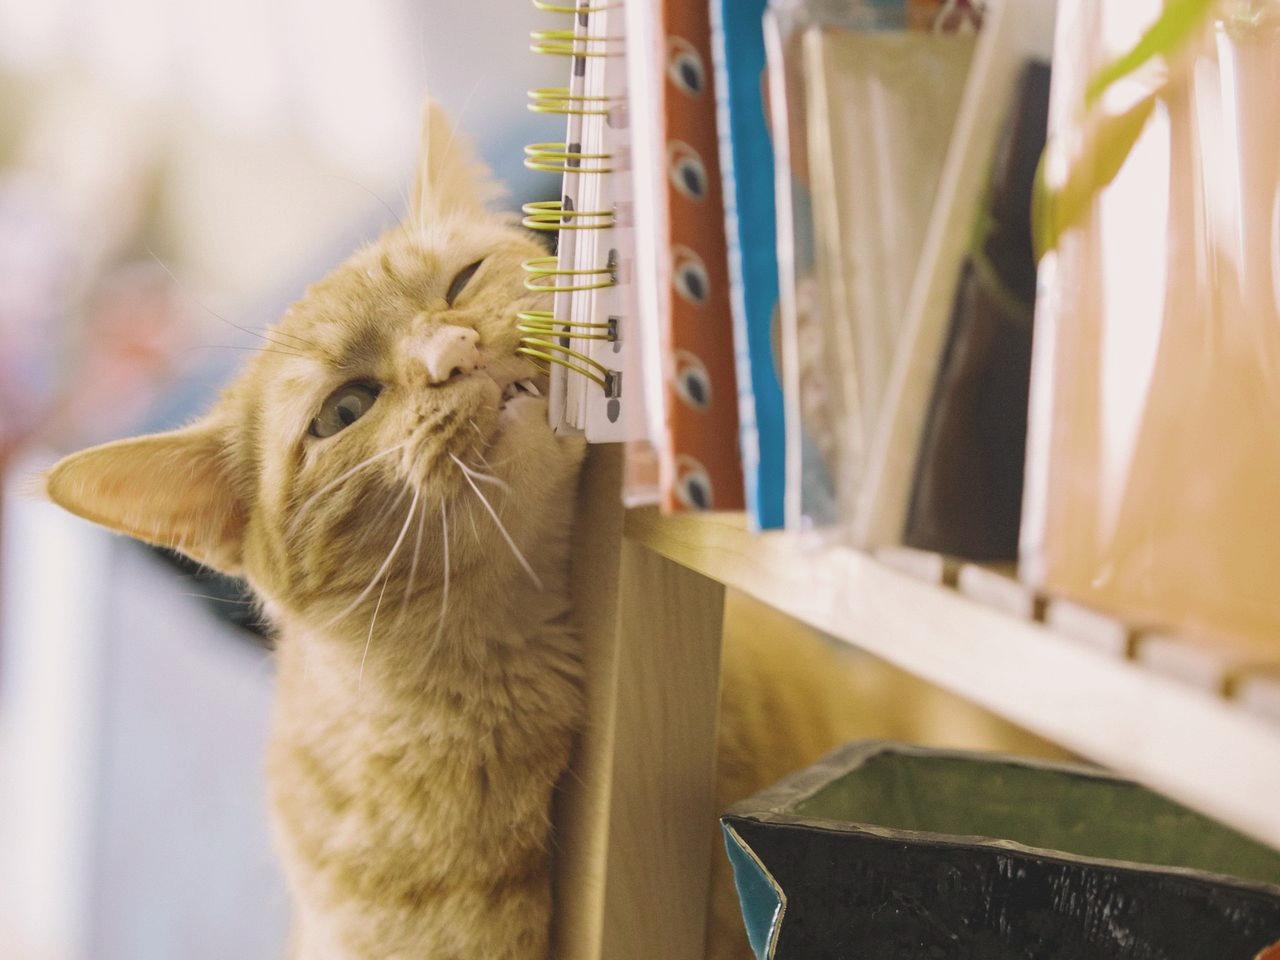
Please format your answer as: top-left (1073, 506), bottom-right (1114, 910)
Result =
top-left (43, 101), bottom-right (868, 960)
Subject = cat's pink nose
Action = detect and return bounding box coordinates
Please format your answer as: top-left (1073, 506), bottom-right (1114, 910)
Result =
top-left (413, 324), bottom-right (481, 385)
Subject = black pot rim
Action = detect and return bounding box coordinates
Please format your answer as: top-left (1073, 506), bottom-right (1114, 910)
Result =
top-left (723, 739), bottom-right (1280, 900)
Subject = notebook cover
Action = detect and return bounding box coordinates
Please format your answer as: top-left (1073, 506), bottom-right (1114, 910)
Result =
top-left (546, 17), bottom-right (591, 436)
top-left (710, 0), bottom-right (785, 529)
top-left (656, 0), bottom-right (744, 513)
top-left (574, 1), bottom-right (639, 442)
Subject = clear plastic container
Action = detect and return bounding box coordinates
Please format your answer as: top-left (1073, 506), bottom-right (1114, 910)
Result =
top-left (1022, 0), bottom-right (1280, 654)
top-left (765, 0), bottom-right (980, 534)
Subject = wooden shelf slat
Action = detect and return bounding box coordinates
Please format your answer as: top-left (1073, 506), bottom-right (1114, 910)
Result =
top-left (1237, 668), bottom-right (1280, 726)
top-left (623, 508), bottom-right (1280, 850)
top-left (1045, 598), bottom-right (1140, 658)
top-left (1134, 632), bottom-right (1269, 696)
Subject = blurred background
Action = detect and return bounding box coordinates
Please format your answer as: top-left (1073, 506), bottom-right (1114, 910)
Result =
top-left (0, 2), bottom-right (1057, 957)
top-left (0, 2), bottom-right (563, 956)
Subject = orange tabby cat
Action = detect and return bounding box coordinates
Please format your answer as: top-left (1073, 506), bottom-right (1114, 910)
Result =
top-left (44, 101), bottom-right (862, 960)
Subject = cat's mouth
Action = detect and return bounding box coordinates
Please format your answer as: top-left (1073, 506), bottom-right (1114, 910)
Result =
top-left (499, 377), bottom-right (544, 408)
top-left (471, 370), bottom-right (552, 451)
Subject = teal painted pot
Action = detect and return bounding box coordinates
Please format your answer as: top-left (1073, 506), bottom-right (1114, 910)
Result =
top-left (722, 741), bottom-right (1280, 960)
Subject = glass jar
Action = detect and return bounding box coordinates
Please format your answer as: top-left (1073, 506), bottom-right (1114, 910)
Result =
top-left (1023, 0), bottom-right (1280, 654)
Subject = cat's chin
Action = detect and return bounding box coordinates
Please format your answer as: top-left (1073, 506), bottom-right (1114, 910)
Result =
top-left (482, 393), bottom-right (553, 456)
top-left (493, 394), bottom-right (550, 438)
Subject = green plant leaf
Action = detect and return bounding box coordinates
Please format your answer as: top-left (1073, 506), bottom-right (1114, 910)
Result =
top-left (1034, 0), bottom-right (1222, 258)
top-left (1034, 93), bottom-right (1158, 260)
top-left (1085, 0), bottom-right (1218, 106)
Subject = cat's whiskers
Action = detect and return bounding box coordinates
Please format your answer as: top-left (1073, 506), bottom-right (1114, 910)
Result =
top-left (322, 172), bottom-right (400, 226)
top-left (433, 496), bottom-right (450, 648)
top-left (182, 344), bottom-right (309, 360)
top-left (451, 453), bottom-right (542, 590)
top-left (350, 483), bottom-right (412, 554)
top-left (395, 497), bottom-right (429, 630)
top-left (357, 485), bottom-right (420, 686)
top-left (328, 484), bottom-right (420, 631)
top-left (464, 418), bottom-right (498, 464)
top-left (465, 418), bottom-right (498, 469)
top-left (464, 496), bottom-right (482, 545)
top-left (462, 445), bottom-right (525, 472)
top-left (289, 441), bottom-right (411, 537)
top-left (147, 246), bottom-right (317, 352)
top-left (358, 563), bottom-right (394, 689)
top-left (452, 455), bottom-right (510, 494)
top-left (181, 592), bottom-right (255, 606)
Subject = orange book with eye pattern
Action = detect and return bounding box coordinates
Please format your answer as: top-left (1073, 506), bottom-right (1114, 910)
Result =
top-left (656, 0), bottom-right (743, 513)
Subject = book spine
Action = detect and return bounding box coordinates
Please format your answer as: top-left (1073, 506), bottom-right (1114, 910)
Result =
top-left (656, 0), bottom-right (744, 513)
top-left (708, 0), bottom-right (786, 529)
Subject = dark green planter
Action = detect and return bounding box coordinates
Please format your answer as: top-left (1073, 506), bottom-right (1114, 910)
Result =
top-left (722, 741), bottom-right (1280, 960)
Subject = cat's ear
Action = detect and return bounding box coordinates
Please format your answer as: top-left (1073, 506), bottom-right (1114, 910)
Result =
top-left (408, 98), bottom-right (502, 225)
top-left (44, 422), bottom-right (247, 575)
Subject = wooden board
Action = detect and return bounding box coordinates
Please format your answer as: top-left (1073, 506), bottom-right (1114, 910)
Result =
top-left (555, 448), bottom-right (727, 960)
top-left (554, 444), bottom-right (627, 960)
top-left (625, 508), bottom-right (1280, 850)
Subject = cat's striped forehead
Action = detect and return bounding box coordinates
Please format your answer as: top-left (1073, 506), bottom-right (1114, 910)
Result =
top-left (272, 239), bottom-right (456, 371)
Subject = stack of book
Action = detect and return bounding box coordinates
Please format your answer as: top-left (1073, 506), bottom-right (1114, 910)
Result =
top-left (523, 0), bottom-right (1056, 560)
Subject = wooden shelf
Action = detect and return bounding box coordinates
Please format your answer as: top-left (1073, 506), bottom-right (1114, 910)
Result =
top-left (623, 508), bottom-right (1280, 849)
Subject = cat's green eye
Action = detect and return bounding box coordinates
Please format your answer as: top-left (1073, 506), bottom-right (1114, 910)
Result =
top-left (309, 382), bottom-right (380, 439)
top-left (445, 259), bottom-right (484, 306)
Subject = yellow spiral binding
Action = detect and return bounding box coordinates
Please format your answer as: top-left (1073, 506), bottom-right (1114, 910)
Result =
top-left (516, 335), bottom-right (621, 396)
top-left (515, 311), bottom-right (620, 394)
top-left (519, 0), bottom-right (622, 397)
top-left (530, 0), bottom-right (616, 12)
top-left (516, 310), bottom-right (616, 340)
top-left (530, 29), bottom-right (620, 57)
top-left (527, 87), bottom-right (613, 117)
top-left (521, 200), bottom-right (615, 232)
top-left (522, 256), bottom-right (616, 293)
top-left (524, 142), bottom-right (614, 175)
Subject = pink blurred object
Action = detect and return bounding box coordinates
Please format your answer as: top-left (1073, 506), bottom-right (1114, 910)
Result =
top-left (44, 263), bottom-right (191, 450)
top-left (0, 95), bottom-right (194, 462)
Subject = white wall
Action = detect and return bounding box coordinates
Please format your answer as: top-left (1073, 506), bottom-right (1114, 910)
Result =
top-left (1, 459), bottom-right (289, 959)
top-left (0, 0), bottom-right (567, 197)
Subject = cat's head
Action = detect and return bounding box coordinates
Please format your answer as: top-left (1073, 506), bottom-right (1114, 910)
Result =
top-left (44, 101), bottom-right (585, 639)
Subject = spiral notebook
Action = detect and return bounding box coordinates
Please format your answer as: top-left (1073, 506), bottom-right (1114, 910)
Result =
top-left (522, 2), bottom-right (645, 444)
